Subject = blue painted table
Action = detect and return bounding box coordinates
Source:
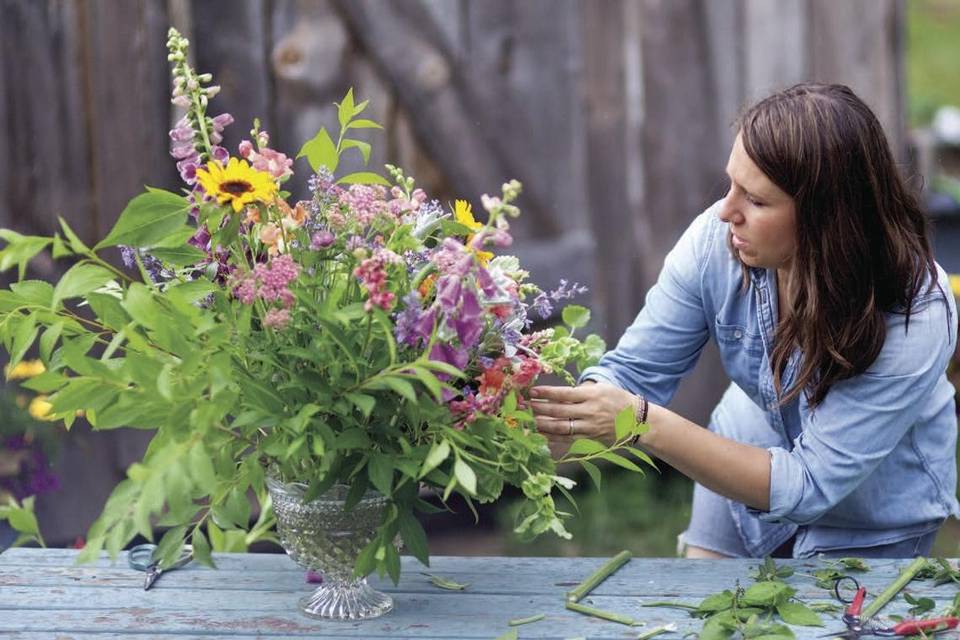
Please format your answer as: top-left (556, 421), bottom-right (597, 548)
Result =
top-left (1, 548), bottom-right (957, 639)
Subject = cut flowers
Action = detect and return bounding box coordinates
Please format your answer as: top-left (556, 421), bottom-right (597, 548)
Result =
top-left (0, 28), bottom-right (653, 580)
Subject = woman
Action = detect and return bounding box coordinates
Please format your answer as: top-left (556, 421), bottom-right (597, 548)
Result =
top-left (531, 83), bottom-right (959, 559)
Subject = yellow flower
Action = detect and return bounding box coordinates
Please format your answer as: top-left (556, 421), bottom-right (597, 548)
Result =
top-left (5, 359), bottom-right (45, 380)
top-left (950, 274), bottom-right (960, 299)
top-left (28, 396), bottom-right (55, 421)
top-left (454, 199), bottom-right (494, 267)
top-left (195, 157), bottom-right (278, 213)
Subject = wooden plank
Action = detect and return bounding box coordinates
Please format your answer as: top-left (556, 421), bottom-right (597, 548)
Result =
top-left (580, 0), bottom-right (644, 338)
top-left (82, 0), bottom-right (177, 245)
top-left (0, 550), bottom-right (950, 638)
top-left (189, 0), bottom-right (272, 165)
top-left (809, 0), bottom-right (905, 158)
top-left (743, 0), bottom-right (809, 103)
top-left (0, 0), bottom-right (92, 245)
top-left (639, 0), bottom-right (731, 424)
top-left (330, 0), bottom-right (557, 239)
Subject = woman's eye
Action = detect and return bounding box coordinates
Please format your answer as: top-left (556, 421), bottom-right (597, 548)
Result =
top-left (746, 195), bottom-right (763, 207)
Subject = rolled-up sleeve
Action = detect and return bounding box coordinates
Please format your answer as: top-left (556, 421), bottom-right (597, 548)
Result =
top-left (579, 209), bottom-right (715, 406)
top-left (759, 293), bottom-right (955, 525)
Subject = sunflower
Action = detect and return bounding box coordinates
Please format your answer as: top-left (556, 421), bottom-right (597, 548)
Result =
top-left (196, 157), bottom-right (278, 213)
top-left (454, 199), bottom-right (494, 266)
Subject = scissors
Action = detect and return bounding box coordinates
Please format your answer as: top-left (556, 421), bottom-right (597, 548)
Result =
top-left (127, 543), bottom-right (193, 591)
top-left (821, 576), bottom-right (959, 639)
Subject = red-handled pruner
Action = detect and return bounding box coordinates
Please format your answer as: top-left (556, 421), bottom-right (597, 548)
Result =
top-left (822, 579), bottom-right (960, 639)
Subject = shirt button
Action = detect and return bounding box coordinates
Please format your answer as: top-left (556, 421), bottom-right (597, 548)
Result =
top-left (733, 329), bottom-right (743, 339)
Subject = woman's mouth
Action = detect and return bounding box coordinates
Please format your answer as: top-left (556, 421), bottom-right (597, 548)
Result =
top-left (731, 233), bottom-right (748, 249)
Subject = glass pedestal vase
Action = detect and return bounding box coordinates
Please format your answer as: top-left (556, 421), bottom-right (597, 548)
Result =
top-left (266, 476), bottom-right (393, 620)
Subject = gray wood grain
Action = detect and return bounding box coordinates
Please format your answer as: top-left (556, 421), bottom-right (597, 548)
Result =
top-left (0, 549), bottom-right (955, 639)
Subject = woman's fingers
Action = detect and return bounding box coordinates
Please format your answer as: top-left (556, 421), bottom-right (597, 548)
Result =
top-left (530, 385), bottom-right (592, 402)
top-left (534, 415), bottom-right (599, 438)
top-left (528, 399), bottom-right (582, 419)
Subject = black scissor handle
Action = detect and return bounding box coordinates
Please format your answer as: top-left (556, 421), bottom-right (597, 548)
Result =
top-left (833, 575), bottom-right (862, 604)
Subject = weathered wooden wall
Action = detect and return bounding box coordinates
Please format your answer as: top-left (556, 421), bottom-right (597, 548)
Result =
top-left (0, 0), bottom-right (904, 545)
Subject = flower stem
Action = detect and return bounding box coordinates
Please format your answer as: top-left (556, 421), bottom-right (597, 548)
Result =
top-left (861, 557), bottom-right (928, 620)
top-left (508, 613), bottom-right (544, 626)
top-left (565, 601), bottom-right (639, 626)
top-left (566, 549), bottom-right (632, 602)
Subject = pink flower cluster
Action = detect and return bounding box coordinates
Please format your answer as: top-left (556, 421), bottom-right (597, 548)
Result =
top-left (354, 249), bottom-right (401, 312)
top-left (239, 134), bottom-right (293, 180)
top-left (448, 355), bottom-right (544, 428)
top-left (232, 254), bottom-right (301, 312)
top-left (263, 308), bottom-right (291, 330)
top-left (387, 186), bottom-right (427, 218)
top-left (338, 185), bottom-right (389, 227)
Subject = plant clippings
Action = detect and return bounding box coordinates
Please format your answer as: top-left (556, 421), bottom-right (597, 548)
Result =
top-left (565, 600), bottom-right (641, 626)
top-left (421, 572), bottom-right (470, 591)
top-left (509, 613), bottom-right (545, 626)
top-left (566, 549), bottom-right (632, 602)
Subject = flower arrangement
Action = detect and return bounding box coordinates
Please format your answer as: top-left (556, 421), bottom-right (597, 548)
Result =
top-left (0, 28), bottom-right (652, 579)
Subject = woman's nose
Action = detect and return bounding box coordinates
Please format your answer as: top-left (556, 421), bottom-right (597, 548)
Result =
top-left (718, 193), bottom-right (740, 223)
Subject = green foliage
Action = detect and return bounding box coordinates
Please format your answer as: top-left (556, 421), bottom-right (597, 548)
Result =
top-left (0, 57), bottom-right (641, 580)
top-left (907, 0), bottom-right (960, 125)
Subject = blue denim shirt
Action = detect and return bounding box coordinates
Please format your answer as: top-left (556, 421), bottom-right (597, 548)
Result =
top-left (581, 201), bottom-right (960, 557)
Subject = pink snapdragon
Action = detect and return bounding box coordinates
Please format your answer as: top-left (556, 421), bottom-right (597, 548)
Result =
top-left (238, 139), bottom-right (293, 180)
top-left (354, 249), bottom-right (401, 312)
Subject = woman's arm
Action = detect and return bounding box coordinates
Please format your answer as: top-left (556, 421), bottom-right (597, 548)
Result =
top-left (530, 383), bottom-right (771, 510)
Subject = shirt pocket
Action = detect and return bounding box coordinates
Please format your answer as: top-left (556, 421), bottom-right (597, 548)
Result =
top-left (715, 319), bottom-right (764, 399)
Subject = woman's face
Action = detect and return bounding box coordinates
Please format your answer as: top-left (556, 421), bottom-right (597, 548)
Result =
top-left (717, 135), bottom-right (797, 272)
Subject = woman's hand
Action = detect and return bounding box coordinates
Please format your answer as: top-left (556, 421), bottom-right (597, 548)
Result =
top-left (529, 381), bottom-right (639, 456)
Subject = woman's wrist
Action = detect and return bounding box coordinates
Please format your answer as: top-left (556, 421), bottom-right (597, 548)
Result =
top-left (629, 393), bottom-right (649, 445)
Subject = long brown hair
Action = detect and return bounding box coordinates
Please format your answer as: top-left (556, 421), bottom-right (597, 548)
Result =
top-left (737, 83), bottom-right (937, 408)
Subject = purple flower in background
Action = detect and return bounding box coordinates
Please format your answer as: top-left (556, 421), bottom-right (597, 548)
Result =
top-left (531, 292), bottom-right (553, 320)
top-left (310, 230), bottom-right (335, 250)
top-left (451, 288), bottom-right (484, 348)
top-left (119, 246), bottom-right (137, 269)
top-left (393, 292), bottom-right (435, 348)
top-left (550, 278), bottom-right (588, 301)
top-left (435, 275), bottom-right (461, 313)
top-left (211, 145), bottom-right (229, 164)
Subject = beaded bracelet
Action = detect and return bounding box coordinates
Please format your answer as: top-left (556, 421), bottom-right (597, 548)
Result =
top-left (629, 394), bottom-right (649, 445)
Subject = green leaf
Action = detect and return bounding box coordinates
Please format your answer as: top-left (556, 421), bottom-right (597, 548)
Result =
top-left (346, 118), bottom-right (383, 130)
top-left (399, 510), bottom-right (429, 566)
top-left (698, 590), bottom-right (734, 612)
top-left (337, 88), bottom-right (355, 131)
top-left (346, 392), bottom-right (376, 419)
top-left (742, 581), bottom-right (795, 607)
top-left (419, 440), bottom-right (450, 478)
top-left (51, 234), bottom-right (72, 259)
top-left (453, 459), bottom-right (477, 495)
top-left (337, 171), bottom-right (391, 186)
top-left (10, 280), bottom-right (55, 307)
top-left (155, 525), bottom-right (188, 570)
top-left (95, 188), bottom-right (190, 250)
top-left (614, 404), bottom-right (636, 441)
top-left (191, 527), bottom-right (215, 569)
top-left (383, 376), bottom-right (417, 403)
top-left (562, 304), bottom-right (590, 329)
top-left (367, 454), bottom-right (394, 496)
top-left (411, 367), bottom-right (443, 402)
top-left (149, 244), bottom-right (207, 267)
top-left (341, 139), bottom-right (372, 165)
top-left (776, 602), bottom-right (823, 627)
top-left (598, 451), bottom-right (645, 473)
top-left (39, 321), bottom-right (64, 362)
top-left (580, 460), bottom-right (602, 491)
top-left (0, 231), bottom-right (52, 279)
top-left (296, 127), bottom-right (339, 173)
top-left (565, 438), bottom-right (606, 456)
top-left (188, 443), bottom-right (217, 489)
top-left (9, 314), bottom-right (38, 369)
top-left (59, 216), bottom-right (91, 253)
top-left (52, 263), bottom-right (115, 308)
